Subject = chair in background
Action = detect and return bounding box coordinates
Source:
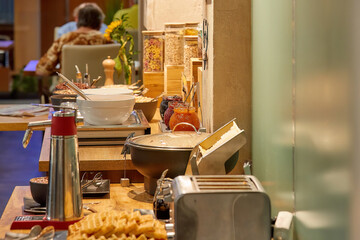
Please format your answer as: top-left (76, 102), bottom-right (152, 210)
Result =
top-left (61, 44), bottom-right (121, 87)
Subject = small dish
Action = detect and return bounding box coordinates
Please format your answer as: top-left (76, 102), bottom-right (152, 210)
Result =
top-left (81, 179), bottom-right (110, 196)
top-left (29, 176), bottom-right (48, 206)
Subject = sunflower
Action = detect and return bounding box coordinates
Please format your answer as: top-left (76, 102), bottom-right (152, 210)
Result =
top-left (104, 14), bottom-right (135, 85)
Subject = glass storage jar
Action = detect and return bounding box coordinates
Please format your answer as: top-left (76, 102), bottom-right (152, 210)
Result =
top-left (159, 95), bottom-right (183, 120)
top-left (169, 105), bottom-right (200, 131)
top-left (143, 30), bottom-right (164, 72)
top-left (164, 23), bottom-right (185, 66)
top-left (185, 22), bottom-right (200, 36)
top-left (184, 36), bottom-right (199, 81)
top-left (164, 101), bottom-right (183, 128)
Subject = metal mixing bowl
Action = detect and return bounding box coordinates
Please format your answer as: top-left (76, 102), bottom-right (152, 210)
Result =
top-left (127, 132), bottom-right (210, 194)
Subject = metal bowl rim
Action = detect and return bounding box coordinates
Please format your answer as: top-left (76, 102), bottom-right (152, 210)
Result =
top-left (127, 133), bottom-right (201, 151)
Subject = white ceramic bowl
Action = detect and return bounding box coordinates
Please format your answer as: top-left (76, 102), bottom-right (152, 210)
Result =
top-left (77, 94), bottom-right (135, 125)
top-left (82, 88), bottom-right (133, 99)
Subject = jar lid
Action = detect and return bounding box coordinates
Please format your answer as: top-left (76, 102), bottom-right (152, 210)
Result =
top-left (184, 35), bottom-right (198, 40)
top-left (142, 30), bottom-right (164, 35)
top-left (185, 22), bottom-right (200, 27)
top-left (164, 23), bottom-right (185, 28)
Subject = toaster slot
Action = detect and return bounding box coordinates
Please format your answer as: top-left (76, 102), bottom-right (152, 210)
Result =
top-left (191, 175), bottom-right (259, 191)
top-left (197, 182), bottom-right (252, 190)
top-left (197, 186), bottom-right (252, 190)
top-left (195, 177), bottom-right (248, 182)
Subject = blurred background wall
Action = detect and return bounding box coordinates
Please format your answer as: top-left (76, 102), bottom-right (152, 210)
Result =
top-left (143, 0), bottom-right (203, 30)
top-left (253, 0), bottom-right (353, 239)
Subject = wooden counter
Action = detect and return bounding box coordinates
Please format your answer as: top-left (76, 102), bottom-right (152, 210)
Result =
top-left (0, 105), bottom-right (49, 131)
top-left (38, 110), bottom-right (162, 182)
top-left (0, 184), bottom-right (153, 238)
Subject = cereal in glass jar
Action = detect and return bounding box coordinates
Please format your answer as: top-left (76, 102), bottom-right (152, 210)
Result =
top-left (143, 30), bottom-right (164, 72)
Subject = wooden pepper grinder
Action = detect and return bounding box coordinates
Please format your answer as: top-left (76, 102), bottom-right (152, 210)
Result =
top-left (102, 56), bottom-right (115, 86)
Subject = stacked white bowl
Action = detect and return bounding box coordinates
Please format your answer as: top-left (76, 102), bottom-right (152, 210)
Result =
top-left (82, 88), bottom-right (133, 97)
top-left (77, 88), bottom-right (135, 125)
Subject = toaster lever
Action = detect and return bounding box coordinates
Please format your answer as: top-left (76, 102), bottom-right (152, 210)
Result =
top-left (243, 160), bottom-right (252, 175)
top-left (273, 211), bottom-right (293, 240)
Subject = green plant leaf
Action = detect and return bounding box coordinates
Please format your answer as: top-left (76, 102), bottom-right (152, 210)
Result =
top-left (106, 12), bottom-right (137, 84)
top-left (114, 56), bottom-right (122, 76)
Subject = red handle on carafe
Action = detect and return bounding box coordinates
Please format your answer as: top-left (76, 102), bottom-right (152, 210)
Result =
top-left (51, 116), bottom-right (77, 136)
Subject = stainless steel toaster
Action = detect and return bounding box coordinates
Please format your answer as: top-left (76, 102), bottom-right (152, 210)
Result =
top-left (164, 175), bottom-right (272, 240)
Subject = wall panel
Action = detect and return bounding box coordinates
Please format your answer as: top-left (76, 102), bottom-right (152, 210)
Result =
top-left (252, 0), bottom-right (294, 216)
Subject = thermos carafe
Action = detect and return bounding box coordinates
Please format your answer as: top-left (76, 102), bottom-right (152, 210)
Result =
top-left (23, 108), bottom-right (83, 222)
top-left (46, 110), bottom-right (83, 221)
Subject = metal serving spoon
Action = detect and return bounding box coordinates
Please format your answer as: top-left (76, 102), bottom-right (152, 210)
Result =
top-left (18, 225), bottom-right (42, 240)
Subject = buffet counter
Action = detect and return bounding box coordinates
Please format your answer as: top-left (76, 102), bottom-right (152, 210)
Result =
top-left (0, 184), bottom-right (153, 238)
top-left (37, 109), bottom-right (162, 183)
top-left (0, 109), bottom-right (162, 238)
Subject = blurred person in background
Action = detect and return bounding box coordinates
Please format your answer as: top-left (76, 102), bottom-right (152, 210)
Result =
top-left (36, 3), bottom-right (112, 76)
top-left (56, 2), bottom-right (108, 39)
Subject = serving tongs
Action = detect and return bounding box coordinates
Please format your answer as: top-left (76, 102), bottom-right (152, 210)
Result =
top-left (81, 172), bottom-right (103, 189)
top-left (56, 72), bottom-right (91, 101)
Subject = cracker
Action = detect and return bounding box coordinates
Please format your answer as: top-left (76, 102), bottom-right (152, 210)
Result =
top-left (66, 210), bottom-right (167, 240)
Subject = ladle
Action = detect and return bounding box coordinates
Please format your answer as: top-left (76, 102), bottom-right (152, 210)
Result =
top-left (56, 72), bottom-right (91, 101)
